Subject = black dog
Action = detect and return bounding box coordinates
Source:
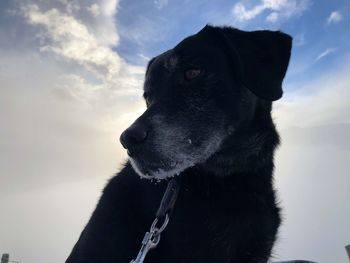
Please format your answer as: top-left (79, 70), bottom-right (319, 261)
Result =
top-left (66, 25), bottom-right (292, 263)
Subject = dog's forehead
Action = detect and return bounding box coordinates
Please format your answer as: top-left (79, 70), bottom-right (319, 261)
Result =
top-left (174, 34), bottom-right (201, 52)
top-left (144, 51), bottom-right (173, 93)
top-left (146, 30), bottom-right (224, 81)
top-left (146, 50), bottom-right (179, 79)
top-left (173, 30), bottom-right (218, 56)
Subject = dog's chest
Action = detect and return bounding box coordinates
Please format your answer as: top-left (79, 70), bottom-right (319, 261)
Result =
top-left (140, 172), bottom-right (278, 263)
top-left (147, 188), bottom-right (251, 263)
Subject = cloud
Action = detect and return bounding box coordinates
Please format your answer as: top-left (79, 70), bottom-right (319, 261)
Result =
top-left (23, 4), bottom-right (144, 90)
top-left (0, 0), bottom-right (148, 192)
top-left (294, 32), bottom-right (306, 47)
top-left (274, 60), bottom-right (350, 129)
top-left (274, 124), bottom-right (350, 263)
top-left (86, 3), bottom-right (100, 17)
top-left (117, 15), bottom-right (170, 46)
top-left (138, 53), bottom-right (151, 61)
top-left (58, 0), bottom-right (80, 14)
top-left (315, 47), bottom-right (337, 62)
top-left (0, 177), bottom-right (106, 263)
top-left (272, 64), bottom-right (350, 263)
top-left (154, 0), bottom-right (168, 10)
top-left (327, 11), bottom-right (343, 24)
top-left (0, 2), bottom-right (148, 260)
top-left (232, 0), bottom-right (311, 23)
top-left (266, 11), bottom-right (279, 22)
top-left (232, 2), bottom-right (265, 21)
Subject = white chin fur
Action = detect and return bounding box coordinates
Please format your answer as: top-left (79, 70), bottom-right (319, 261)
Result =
top-left (129, 157), bottom-right (194, 180)
top-left (128, 128), bottom-right (226, 180)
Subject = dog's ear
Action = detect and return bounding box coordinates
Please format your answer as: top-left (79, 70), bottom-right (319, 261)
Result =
top-left (200, 25), bottom-right (292, 101)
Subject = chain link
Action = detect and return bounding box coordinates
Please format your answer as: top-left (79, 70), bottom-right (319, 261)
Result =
top-left (130, 214), bottom-right (169, 263)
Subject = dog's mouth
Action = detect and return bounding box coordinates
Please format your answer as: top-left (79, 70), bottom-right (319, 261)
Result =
top-left (122, 113), bottom-right (230, 180)
top-left (127, 134), bottom-right (227, 180)
top-left (129, 154), bottom-right (195, 180)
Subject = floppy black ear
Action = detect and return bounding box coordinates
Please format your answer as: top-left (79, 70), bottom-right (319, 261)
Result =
top-left (201, 25), bottom-right (292, 101)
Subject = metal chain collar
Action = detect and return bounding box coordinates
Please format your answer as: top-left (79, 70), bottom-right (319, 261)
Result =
top-left (130, 177), bottom-right (181, 263)
top-left (130, 214), bottom-right (169, 263)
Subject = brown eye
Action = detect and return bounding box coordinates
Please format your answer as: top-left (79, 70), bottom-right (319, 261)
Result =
top-left (143, 92), bottom-right (151, 107)
top-left (185, 68), bottom-right (201, 80)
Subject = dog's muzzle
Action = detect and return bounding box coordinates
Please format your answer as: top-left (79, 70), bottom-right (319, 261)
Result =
top-left (120, 123), bottom-right (149, 157)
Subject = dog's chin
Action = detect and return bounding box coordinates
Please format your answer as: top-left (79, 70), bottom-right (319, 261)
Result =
top-left (129, 157), bottom-right (195, 180)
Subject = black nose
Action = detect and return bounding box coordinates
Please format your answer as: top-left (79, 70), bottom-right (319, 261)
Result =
top-left (120, 123), bottom-right (148, 150)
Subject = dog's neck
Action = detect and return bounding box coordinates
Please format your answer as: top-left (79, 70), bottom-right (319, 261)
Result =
top-left (197, 107), bottom-right (280, 178)
top-left (181, 137), bottom-right (277, 197)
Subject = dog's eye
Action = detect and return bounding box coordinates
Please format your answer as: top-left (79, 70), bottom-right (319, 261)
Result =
top-left (184, 68), bottom-right (201, 80)
top-left (143, 92), bottom-right (151, 107)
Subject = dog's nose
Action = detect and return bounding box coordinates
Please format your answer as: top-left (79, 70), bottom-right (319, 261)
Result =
top-left (120, 124), bottom-right (148, 150)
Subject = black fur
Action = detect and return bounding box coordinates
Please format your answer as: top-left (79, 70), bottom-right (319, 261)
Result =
top-left (66, 25), bottom-right (292, 263)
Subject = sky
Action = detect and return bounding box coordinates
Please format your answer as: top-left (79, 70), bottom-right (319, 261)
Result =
top-left (0, 0), bottom-right (349, 262)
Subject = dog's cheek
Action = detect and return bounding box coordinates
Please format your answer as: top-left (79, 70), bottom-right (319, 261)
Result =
top-left (150, 112), bottom-right (228, 163)
top-left (151, 121), bottom-right (189, 156)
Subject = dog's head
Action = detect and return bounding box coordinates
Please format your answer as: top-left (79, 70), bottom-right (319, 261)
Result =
top-left (120, 25), bottom-right (292, 180)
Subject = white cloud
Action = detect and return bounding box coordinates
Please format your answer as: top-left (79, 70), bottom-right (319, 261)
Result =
top-left (232, 2), bottom-right (265, 21)
top-left (274, 62), bottom-right (350, 129)
top-left (118, 15), bottom-right (170, 45)
top-left (232, 0), bottom-right (311, 23)
top-left (266, 11), bottom-right (279, 22)
top-left (154, 0), bottom-right (169, 10)
top-left (315, 47), bottom-right (337, 62)
top-left (0, 49), bottom-right (144, 194)
top-left (327, 11), bottom-right (343, 24)
top-left (100, 0), bottom-right (118, 16)
top-left (0, 2), bottom-right (147, 260)
top-left (0, 177), bottom-right (107, 263)
top-left (23, 4), bottom-right (144, 90)
top-left (0, 0), bottom-right (148, 184)
top-left (294, 32), bottom-right (306, 46)
top-left (272, 64), bottom-right (350, 263)
top-left (138, 53), bottom-right (151, 61)
top-left (59, 0), bottom-right (80, 14)
top-left (87, 3), bottom-right (100, 17)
